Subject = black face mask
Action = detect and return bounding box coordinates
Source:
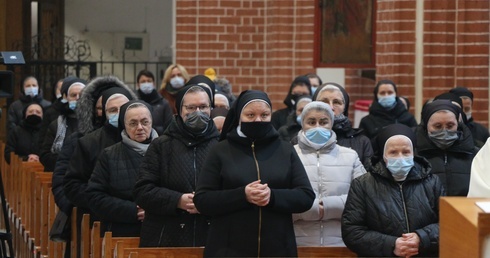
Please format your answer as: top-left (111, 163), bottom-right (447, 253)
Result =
top-left (25, 114), bottom-right (42, 126)
top-left (184, 111), bottom-right (211, 135)
top-left (240, 121), bottom-right (273, 140)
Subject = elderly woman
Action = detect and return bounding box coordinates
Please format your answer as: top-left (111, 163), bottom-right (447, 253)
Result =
top-left (194, 90), bottom-right (315, 257)
top-left (134, 84), bottom-right (219, 247)
top-left (292, 101), bottom-right (365, 247)
top-left (86, 100), bottom-right (157, 236)
top-left (416, 99), bottom-right (477, 196)
top-left (342, 124), bottom-right (445, 257)
top-left (313, 83), bottom-right (373, 163)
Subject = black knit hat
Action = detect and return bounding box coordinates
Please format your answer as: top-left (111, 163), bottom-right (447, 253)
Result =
top-left (421, 99), bottom-right (461, 128)
top-left (449, 86), bottom-right (473, 101)
top-left (220, 90), bottom-right (271, 141)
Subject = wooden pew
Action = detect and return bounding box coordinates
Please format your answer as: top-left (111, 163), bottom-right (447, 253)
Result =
top-left (47, 190), bottom-right (66, 258)
top-left (101, 231), bottom-right (139, 258)
top-left (298, 246), bottom-right (357, 257)
top-left (114, 247), bottom-right (203, 258)
top-left (80, 213), bottom-right (91, 258)
top-left (113, 246), bottom-right (357, 258)
top-left (71, 207), bottom-right (78, 258)
top-left (91, 221), bottom-right (101, 258)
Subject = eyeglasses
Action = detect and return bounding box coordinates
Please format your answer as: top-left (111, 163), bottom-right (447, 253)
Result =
top-left (126, 120), bottom-right (151, 128)
top-left (183, 105), bottom-right (211, 112)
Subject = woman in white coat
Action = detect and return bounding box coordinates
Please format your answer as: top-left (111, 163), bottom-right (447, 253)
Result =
top-left (293, 101), bottom-right (366, 246)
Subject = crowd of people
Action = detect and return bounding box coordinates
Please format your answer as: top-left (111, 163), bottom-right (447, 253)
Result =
top-left (4, 65), bottom-right (489, 257)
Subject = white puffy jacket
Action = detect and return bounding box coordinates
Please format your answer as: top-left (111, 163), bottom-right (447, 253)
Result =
top-left (293, 130), bottom-right (366, 247)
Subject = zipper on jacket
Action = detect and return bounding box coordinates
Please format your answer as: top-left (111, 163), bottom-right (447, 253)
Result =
top-left (158, 226), bottom-right (165, 246)
top-left (251, 142), bottom-right (261, 258)
top-left (193, 147), bottom-right (197, 247)
top-left (398, 184), bottom-right (410, 233)
top-left (444, 152), bottom-right (448, 165)
top-left (316, 150), bottom-right (324, 246)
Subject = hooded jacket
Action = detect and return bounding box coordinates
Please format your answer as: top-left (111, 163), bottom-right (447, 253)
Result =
top-left (342, 156), bottom-right (444, 257)
top-left (55, 76), bottom-right (137, 214)
top-left (415, 123), bottom-right (477, 196)
top-left (7, 90), bottom-right (51, 133)
top-left (359, 98), bottom-right (417, 140)
top-left (293, 131), bottom-right (365, 247)
top-left (271, 76), bottom-right (311, 130)
top-left (134, 117), bottom-right (219, 247)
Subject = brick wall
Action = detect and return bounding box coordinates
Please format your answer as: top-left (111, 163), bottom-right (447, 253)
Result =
top-left (376, 0), bottom-right (489, 126)
top-left (176, 0), bottom-right (489, 126)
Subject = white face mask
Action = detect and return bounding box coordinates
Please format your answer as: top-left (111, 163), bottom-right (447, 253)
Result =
top-left (139, 82), bottom-right (155, 94)
top-left (170, 76), bottom-right (185, 89)
top-left (465, 112), bottom-right (472, 120)
top-left (25, 87), bottom-right (39, 97)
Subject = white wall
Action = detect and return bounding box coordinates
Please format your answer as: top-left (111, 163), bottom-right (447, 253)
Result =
top-left (65, 0), bottom-right (173, 62)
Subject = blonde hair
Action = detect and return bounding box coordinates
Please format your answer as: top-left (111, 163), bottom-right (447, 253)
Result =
top-left (160, 64), bottom-right (190, 91)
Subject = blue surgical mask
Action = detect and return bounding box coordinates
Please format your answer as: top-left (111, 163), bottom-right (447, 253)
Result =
top-left (139, 82), bottom-right (154, 94)
top-left (378, 94), bottom-right (396, 108)
top-left (68, 101), bottom-right (77, 110)
top-left (170, 76), bottom-right (185, 89)
top-left (107, 113), bottom-right (119, 128)
top-left (385, 156), bottom-right (414, 181)
top-left (305, 127), bottom-right (331, 144)
top-left (296, 115), bottom-right (302, 125)
top-left (24, 87), bottom-right (39, 97)
top-left (311, 86), bottom-right (318, 95)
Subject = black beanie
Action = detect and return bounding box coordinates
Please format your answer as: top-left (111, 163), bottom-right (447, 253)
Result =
top-left (449, 86), bottom-right (473, 101)
top-left (421, 99), bottom-right (461, 128)
top-left (118, 100), bottom-right (153, 131)
top-left (375, 124), bottom-right (416, 157)
top-left (185, 75), bottom-right (216, 107)
top-left (175, 84), bottom-right (213, 115)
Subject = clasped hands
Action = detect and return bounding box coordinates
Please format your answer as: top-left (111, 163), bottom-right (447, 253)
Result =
top-left (394, 232), bottom-right (420, 257)
top-left (179, 192), bottom-right (200, 214)
top-left (245, 180), bottom-right (270, 206)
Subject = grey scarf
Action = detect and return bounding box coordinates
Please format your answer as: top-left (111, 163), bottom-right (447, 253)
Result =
top-left (51, 115), bottom-right (67, 154)
top-left (121, 129), bottom-right (158, 156)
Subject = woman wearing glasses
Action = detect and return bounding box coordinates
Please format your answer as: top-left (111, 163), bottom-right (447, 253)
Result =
top-left (86, 100), bottom-right (158, 236)
top-left (134, 84), bottom-right (219, 247)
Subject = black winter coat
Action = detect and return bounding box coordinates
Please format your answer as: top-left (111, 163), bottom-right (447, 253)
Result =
top-left (87, 140), bottom-right (145, 237)
top-left (134, 117), bottom-right (219, 247)
top-left (38, 98), bottom-right (63, 148)
top-left (359, 99), bottom-right (417, 140)
top-left (52, 132), bottom-right (82, 214)
top-left (138, 89), bottom-right (173, 135)
top-left (4, 122), bottom-right (42, 164)
top-left (333, 117), bottom-right (373, 165)
top-left (194, 129), bottom-right (315, 257)
top-left (40, 108), bottom-right (78, 172)
top-left (277, 112), bottom-right (301, 143)
top-left (466, 118), bottom-right (490, 148)
top-left (416, 123), bottom-right (477, 196)
top-left (64, 124), bottom-right (122, 212)
top-left (7, 94), bottom-right (51, 133)
top-left (341, 156), bottom-right (445, 257)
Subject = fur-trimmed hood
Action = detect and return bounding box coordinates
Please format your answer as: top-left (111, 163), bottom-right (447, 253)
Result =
top-left (77, 76), bottom-right (138, 135)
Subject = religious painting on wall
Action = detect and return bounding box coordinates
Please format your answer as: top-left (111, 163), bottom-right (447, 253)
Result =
top-left (317, 0), bottom-right (375, 67)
